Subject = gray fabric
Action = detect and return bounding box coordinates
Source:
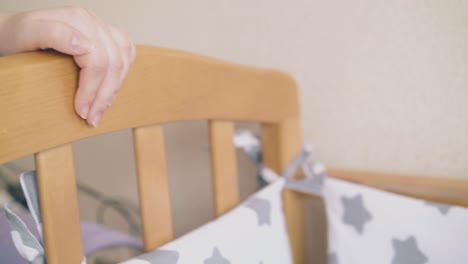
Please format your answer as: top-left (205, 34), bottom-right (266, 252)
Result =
top-left (245, 198), bottom-right (271, 226)
top-left (284, 162), bottom-right (324, 196)
top-left (392, 236), bottom-right (428, 264)
top-left (30, 255), bottom-right (46, 264)
top-left (3, 170), bottom-right (144, 264)
top-left (20, 171), bottom-right (42, 236)
top-left (284, 152), bottom-right (325, 196)
top-left (204, 247), bottom-right (230, 264)
top-left (4, 204), bottom-right (46, 264)
top-left (0, 206), bottom-right (37, 264)
top-left (341, 194), bottom-right (372, 234)
top-left (1, 207), bottom-right (143, 263)
top-left (425, 201), bottom-right (452, 215)
top-left (328, 252), bottom-right (339, 264)
top-left (134, 249), bottom-right (179, 263)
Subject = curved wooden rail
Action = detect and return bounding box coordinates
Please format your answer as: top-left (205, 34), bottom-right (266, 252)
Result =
top-left (328, 169), bottom-right (468, 208)
top-left (0, 46), bottom-right (299, 164)
top-left (0, 46), bottom-right (306, 263)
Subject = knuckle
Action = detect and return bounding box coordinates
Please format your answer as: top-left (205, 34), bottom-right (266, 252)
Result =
top-left (110, 58), bottom-right (125, 74)
top-left (122, 41), bottom-right (135, 64)
top-left (46, 24), bottom-right (63, 39)
top-left (67, 6), bottom-right (91, 19)
top-left (95, 95), bottom-right (112, 110)
top-left (74, 93), bottom-right (94, 108)
top-left (130, 46), bottom-right (136, 63)
top-left (121, 38), bottom-right (132, 50)
top-left (89, 60), bottom-right (108, 74)
top-left (130, 44), bottom-right (136, 63)
top-left (107, 94), bottom-right (117, 107)
top-left (122, 42), bottom-right (136, 65)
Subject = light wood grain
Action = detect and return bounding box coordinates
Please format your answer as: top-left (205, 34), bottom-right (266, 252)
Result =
top-left (0, 47), bottom-right (299, 165)
top-left (0, 46), bottom-right (300, 263)
top-left (35, 144), bottom-right (83, 264)
top-left (133, 125), bottom-right (173, 251)
top-left (262, 118), bottom-right (306, 264)
top-left (328, 168), bottom-right (468, 208)
top-left (6, 46), bottom-right (466, 264)
top-left (209, 121), bottom-right (240, 216)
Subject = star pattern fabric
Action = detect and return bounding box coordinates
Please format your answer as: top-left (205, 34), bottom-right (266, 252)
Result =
top-left (391, 236), bottom-right (428, 264)
top-left (341, 194), bottom-right (372, 234)
top-left (325, 177), bottom-right (468, 264)
top-left (204, 248), bottom-right (230, 264)
top-left (328, 252), bottom-right (339, 264)
top-left (245, 197), bottom-right (271, 226)
top-left (4, 205), bottom-right (45, 264)
top-left (122, 179), bottom-right (292, 264)
top-left (129, 250), bottom-right (179, 264)
top-left (425, 201), bottom-right (452, 215)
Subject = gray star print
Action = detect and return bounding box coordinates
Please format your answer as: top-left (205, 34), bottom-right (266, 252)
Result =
top-left (245, 197), bottom-right (271, 226)
top-left (341, 194), bottom-right (372, 234)
top-left (204, 247), bottom-right (231, 264)
top-left (328, 252), bottom-right (339, 264)
top-left (425, 201), bottom-right (451, 215)
top-left (392, 236), bottom-right (428, 264)
top-left (137, 249), bottom-right (179, 263)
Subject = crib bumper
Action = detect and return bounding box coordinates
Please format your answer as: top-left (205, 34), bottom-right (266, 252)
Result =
top-left (122, 179), bottom-right (292, 264)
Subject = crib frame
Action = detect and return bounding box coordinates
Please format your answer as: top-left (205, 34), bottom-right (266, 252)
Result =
top-left (1, 46), bottom-right (467, 264)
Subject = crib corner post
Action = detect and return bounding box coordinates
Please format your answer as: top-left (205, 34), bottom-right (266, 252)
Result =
top-left (261, 118), bottom-right (307, 264)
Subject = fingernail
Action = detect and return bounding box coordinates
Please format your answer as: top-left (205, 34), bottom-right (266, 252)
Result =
top-left (89, 112), bottom-right (102, 128)
top-left (78, 105), bottom-right (90, 119)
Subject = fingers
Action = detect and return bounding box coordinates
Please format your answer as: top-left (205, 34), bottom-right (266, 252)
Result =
top-left (37, 21), bottom-right (94, 56)
top-left (0, 15), bottom-right (92, 56)
top-left (83, 23), bottom-right (123, 127)
top-left (74, 61), bottom-right (107, 120)
top-left (74, 17), bottom-right (135, 127)
top-left (74, 15), bottom-right (135, 126)
top-left (0, 7), bottom-right (135, 127)
top-left (109, 26), bottom-right (136, 67)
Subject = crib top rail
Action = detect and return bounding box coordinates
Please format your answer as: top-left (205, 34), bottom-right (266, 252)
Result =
top-left (0, 46), bottom-right (305, 263)
top-left (0, 46), bottom-right (299, 165)
top-left (328, 169), bottom-right (468, 208)
top-left (3, 46), bottom-right (466, 264)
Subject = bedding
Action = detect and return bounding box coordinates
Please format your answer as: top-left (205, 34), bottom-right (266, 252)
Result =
top-left (122, 179), bottom-right (292, 264)
top-left (323, 177), bottom-right (468, 264)
top-left (6, 167), bottom-right (468, 264)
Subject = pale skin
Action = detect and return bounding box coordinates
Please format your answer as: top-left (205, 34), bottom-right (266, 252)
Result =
top-left (0, 7), bottom-right (136, 127)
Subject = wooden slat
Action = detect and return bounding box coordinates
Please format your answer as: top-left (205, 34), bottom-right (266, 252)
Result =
top-left (209, 121), bottom-right (240, 216)
top-left (1, 45), bottom-right (304, 263)
top-left (133, 125), bottom-right (173, 251)
top-left (328, 168), bottom-right (468, 208)
top-left (261, 118), bottom-right (306, 264)
top-left (35, 144), bottom-right (83, 264)
top-left (0, 47), bottom-right (299, 165)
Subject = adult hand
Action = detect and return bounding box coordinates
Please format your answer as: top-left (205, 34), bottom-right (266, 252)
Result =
top-left (0, 7), bottom-right (136, 127)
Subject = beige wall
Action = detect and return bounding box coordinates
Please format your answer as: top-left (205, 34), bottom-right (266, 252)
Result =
top-left (3, 0), bottom-right (467, 179)
top-left (2, 0), bottom-right (467, 262)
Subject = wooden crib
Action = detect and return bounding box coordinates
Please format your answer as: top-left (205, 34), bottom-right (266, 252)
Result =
top-left (1, 46), bottom-right (467, 264)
